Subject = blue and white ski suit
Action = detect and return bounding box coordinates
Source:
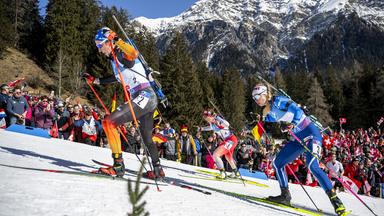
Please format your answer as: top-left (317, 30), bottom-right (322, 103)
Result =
top-left (265, 95), bottom-right (332, 192)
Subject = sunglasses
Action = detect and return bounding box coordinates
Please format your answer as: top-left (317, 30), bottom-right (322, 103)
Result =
top-left (42, 100), bottom-right (48, 102)
top-left (253, 93), bottom-right (264, 101)
top-left (14, 91), bottom-right (22, 94)
top-left (96, 40), bottom-right (107, 49)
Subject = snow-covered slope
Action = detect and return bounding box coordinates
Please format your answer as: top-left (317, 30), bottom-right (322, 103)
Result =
top-left (1, 130), bottom-right (383, 216)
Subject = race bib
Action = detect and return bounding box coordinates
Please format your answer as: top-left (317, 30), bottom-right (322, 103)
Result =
top-left (132, 91), bottom-right (150, 109)
top-left (312, 140), bottom-right (322, 157)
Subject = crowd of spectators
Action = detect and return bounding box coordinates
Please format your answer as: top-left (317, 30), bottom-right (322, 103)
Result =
top-left (1, 81), bottom-right (383, 198)
top-left (0, 83), bottom-right (105, 146)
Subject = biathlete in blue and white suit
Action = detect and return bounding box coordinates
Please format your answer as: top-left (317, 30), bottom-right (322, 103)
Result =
top-left (252, 84), bottom-right (347, 216)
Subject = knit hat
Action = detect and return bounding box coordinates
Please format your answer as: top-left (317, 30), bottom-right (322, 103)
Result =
top-left (180, 125), bottom-right (188, 133)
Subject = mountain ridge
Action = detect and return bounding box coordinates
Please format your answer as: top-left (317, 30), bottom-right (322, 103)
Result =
top-left (134, 0), bottom-right (384, 74)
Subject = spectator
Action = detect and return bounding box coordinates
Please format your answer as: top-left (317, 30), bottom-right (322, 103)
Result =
top-left (0, 84), bottom-right (10, 128)
top-left (25, 97), bottom-right (35, 126)
top-left (162, 122), bottom-right (176, 137)
top-left (163, 133), bottom-right (177, 161)
top-left (56, 102), bottom-right (72, 140)
top-left (344, 158), bottom-right (362, 190)
top-left (176, 125), bottom-right (197, 165)
top-left (201, 136), bottom-right (216, 169)
top-left (153, 125), bottom-right (167, 158)
top-left (236, 142), bottom-right (255, 169)
top-left (34, 96), bottom-right (55, 129)
top-left (6, 87), bottom-right (28, 125)
top-left (287, 158), bottom-right (304, 184)
top-left (326, 154), bottom-right (344, 191)
top-left (71, 104), bottom-right (84, 142)
top-left (194, 131), bottom-right (203, 166)
top-left (74, 109), bottom-right (101, 145)
top-left (124, 125), bottom-right (141, 154)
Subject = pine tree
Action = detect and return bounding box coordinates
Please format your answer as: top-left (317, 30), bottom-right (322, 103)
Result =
top-left (159, 32), bottom-right (203, 129)
top-left (221, 68), bottom-right (245, 131)
top-left (306, 76), bottom-right (333, 127)
top-left (0, 0), bottom-right (14, 57)
top-left (44, 0), bottom-right (100, 97)
top-left (17, 0), bottom-right (43, 60)
top-left (323, 67), bottom-right (345, 120)
top-left (196, 62), bottom-right (216, 107)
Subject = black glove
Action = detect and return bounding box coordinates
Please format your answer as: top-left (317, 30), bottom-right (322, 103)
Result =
top-left (281, 123), bottom-right (295, 133)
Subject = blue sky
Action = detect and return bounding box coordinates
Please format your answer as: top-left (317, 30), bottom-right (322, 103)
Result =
top-left (39, 0), bottom-right (198, 18)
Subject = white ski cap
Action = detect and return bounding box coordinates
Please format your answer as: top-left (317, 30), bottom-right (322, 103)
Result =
top-left (252, 84), bottom-right (267, 101)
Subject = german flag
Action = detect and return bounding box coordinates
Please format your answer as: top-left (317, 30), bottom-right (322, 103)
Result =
top-left (251, 122), bottom-right (264, 144)
top-left (152, 134), bottom-right (167, 143)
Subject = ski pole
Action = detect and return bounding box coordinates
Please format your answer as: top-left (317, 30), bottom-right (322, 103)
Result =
top-left (285, 165), bottom-right (322, 212)
top-left (85, 80), bottom-right (150, 173)
top-left (108, 42), bottom-right (161, 191)
top-left (287, 130), bottom-right (378, 216)
top-left (86, 81), bottom-right (110, 115)
top-left (257, 122), bottom-right (321, 212)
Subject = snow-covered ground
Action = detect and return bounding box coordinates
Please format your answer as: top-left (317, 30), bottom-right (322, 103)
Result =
top-left (0, 130), bottom-right (383, 216)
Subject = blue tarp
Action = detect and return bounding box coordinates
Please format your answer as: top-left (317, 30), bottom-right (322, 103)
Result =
top-left (6, 124), bottom-right (51, 139)
top-left (239, 168), bottom-right (268, 180)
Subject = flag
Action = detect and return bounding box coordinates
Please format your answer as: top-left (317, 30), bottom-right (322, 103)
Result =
top-left (50, 121), bottom-right (59, 138)
top-left (377, 116), bottom-right (384, 126)
top-left (153, 109), bottom-right (159, 118)
top-left (111, 90), bottom-right (116, 112)
top-left (251, 122), bottom-right (264, 144)
top-left (152, 134), bottom-right (167, 144)
top-left (7, 78), bottom-right (25, 87)
top-left (339, 118), bottom-right (347, 125)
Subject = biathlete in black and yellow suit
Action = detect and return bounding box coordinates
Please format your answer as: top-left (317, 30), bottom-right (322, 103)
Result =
top-left (83, 27), bottom-right (164, 179)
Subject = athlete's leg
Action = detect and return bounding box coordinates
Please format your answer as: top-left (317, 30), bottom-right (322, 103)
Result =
top-left (305, 139), bottom-right (333, 191)
top-left (100, 88), bottom-right (157, 177)
top-left (212, 145), bottom-right (228, 170)
top-left (273, 141), bottom-right (304, 188)
top-left (223, 136), bottom-right (238, 170)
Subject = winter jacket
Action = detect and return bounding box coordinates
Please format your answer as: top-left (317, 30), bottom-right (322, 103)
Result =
top-left (56, 110), bottom-right (71, 132)
top-left (73, 117), bottom-right (101, 143)
top-left (177, 134), bottom-right (197, 160)
top-left (6, 95), bottom-right (28, 117)
top-left (164, 137), bottom-right (177, 156)
top-left (34, 103), bottom-right (55, 129)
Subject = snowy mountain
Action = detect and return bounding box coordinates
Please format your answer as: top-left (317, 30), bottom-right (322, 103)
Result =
top-left (134, 0), bottom-right (384, 74)
top-left (1, 129), bottom-right (384, 216)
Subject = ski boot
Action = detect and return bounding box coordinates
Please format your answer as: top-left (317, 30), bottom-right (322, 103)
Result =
top-left (228, 169), bottom-right (241, 178)
top-left (144, 162), bottom-right (165, 180)
top-left (267, 187), bottom-right (291, 206)
top-left (327, 190), bottom-right (347, 216)
top-left (217, 169), bottom-right (227, 179)
top-left (154, 163), bottom-right (165, 179)
top-left (98, 154), bottom-right (125, 177)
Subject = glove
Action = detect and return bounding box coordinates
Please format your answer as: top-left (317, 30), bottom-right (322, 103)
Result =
top-left (281, 123), bottom-right (295, 133)
top-left (82, 72), bottom-right (95, 84)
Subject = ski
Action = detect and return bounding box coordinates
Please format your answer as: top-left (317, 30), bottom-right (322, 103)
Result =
top-left (92, 159), bottom-right (212, 195)
top-left (195, 168), bottom-right (269, 188)
top-left (178, 173), bottom-right (244, 184)
top-left (0, 163), bottom-right (165, 186)
top-left (196, 184), bottom-right (325, 216)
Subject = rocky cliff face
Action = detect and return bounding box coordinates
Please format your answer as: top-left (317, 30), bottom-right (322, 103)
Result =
top-left (134, 0), bottom-right (384, 74)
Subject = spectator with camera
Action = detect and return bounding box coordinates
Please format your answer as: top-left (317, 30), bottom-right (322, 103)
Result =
top-left (34, 96), bottom-right (55, 129)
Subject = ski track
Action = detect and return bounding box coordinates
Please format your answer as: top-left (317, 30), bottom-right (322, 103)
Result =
top-left (0, 130), bottom-right (383, 216)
